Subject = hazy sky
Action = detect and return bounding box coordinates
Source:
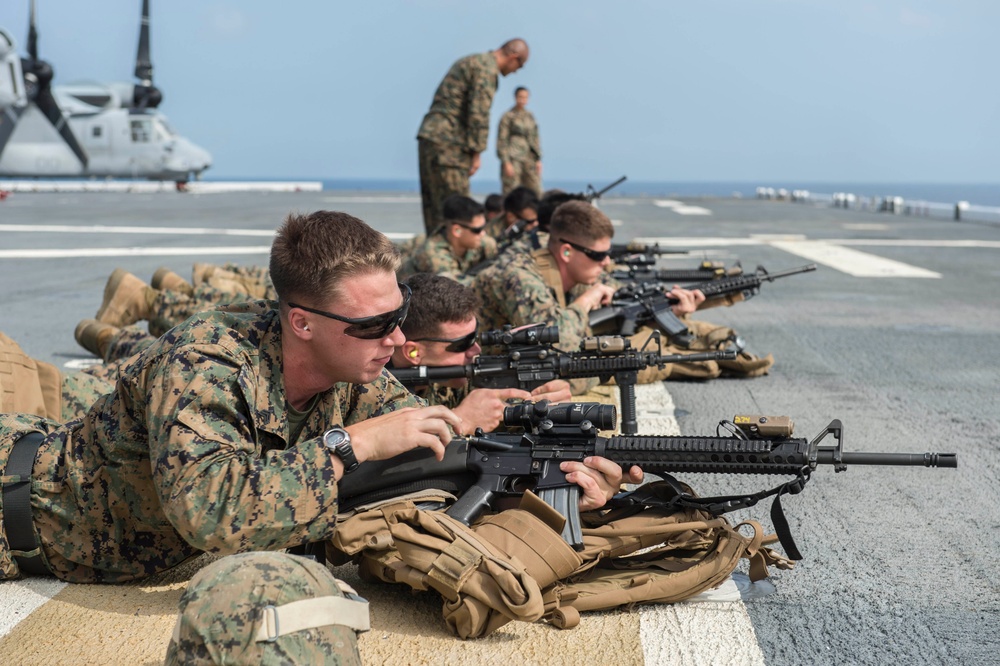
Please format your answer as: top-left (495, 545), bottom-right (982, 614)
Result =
top-left (2, 1), bottom-right (997, 184)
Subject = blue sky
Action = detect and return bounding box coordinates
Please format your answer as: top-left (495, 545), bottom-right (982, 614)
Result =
top-left (2, 1), bottom-right (997, 184)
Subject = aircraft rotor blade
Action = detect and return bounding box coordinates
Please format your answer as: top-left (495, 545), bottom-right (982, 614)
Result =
top-left (27, 0), bottom-right (38, 62)
top-left (34, 87), bottom-right (88, 167)
top-left (134, 0), bottom-right (153, 84)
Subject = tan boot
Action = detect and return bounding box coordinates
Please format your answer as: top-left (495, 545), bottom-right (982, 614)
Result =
top-left (95, 269), bottom-right (155, 327)
top-left (151, 267), bottom-right (194, 296)
top-left (74, 318), bottom-right (120, 359)
top-left (719, 352), bottom-right (774, 378)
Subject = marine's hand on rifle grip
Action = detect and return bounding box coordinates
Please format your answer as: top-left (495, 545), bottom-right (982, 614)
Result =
top-left (666, 285), bottom-right (704, 316)
top-left (578, 284), bottom-right (617, 312)
top-left (561, 456), bottom-right (643, 511)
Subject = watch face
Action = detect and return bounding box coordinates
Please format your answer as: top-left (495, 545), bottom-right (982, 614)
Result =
top-left (325, 429), bottom-right (348, 448)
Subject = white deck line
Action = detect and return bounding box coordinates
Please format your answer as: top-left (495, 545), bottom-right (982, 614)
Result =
top-left (770, 240), bottom-right (941, 278)
top-left (0, 578), bottom-right (67, 638)
top-left (633, 382), bottom-right (765, 665)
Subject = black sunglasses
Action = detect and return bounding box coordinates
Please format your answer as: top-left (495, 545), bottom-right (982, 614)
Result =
top-left (412, 329), bottom-right (478, 353)
top-left (454, 222), bottom-right (487, 235)
top-left (559, 238), bottom-right (612, 263)
top-left (288, 283), bottom-right (411, 340)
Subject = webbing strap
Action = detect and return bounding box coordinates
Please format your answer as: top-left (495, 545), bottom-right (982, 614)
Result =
top-left (253, 596), bottom-right (371, 642)
top-left (2, 431), bottom-right (49, 576)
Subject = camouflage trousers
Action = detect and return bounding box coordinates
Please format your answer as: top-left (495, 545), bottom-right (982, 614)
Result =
top-left (149, 285), bottom-right (253, 337)
top-left (418, 138), bottom-right (472, 234)
top-left (501, 159), bottom-right (541, 197)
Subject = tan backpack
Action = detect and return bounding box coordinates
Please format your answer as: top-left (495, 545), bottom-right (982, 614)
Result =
top-left (328, 482), bottom-right (793, 639)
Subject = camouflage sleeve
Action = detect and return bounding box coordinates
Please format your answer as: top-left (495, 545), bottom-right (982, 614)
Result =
top-left (412, 237), bottom-right (463, 280)
top-left (490, 264), bottom-right (592, 348)
top-left (529, 113), bottom-right (541, 160)
top-left (464, 58), bottom-right (496, 154)
top-left (341, 369), bottom-right (426, 422)
top-left (496, 110), bottom-right (513, 162)
top-left (145, 343), bottom-right (344, 554)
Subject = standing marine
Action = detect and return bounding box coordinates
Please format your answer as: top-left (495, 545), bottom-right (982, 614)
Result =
top-left (496, 86), bottom-right (542, 195)
top-left (416, 39), bottom-right (530, 234)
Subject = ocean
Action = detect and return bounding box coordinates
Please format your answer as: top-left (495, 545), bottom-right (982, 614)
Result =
top-left (307, 179), bottom-right (1000, 208)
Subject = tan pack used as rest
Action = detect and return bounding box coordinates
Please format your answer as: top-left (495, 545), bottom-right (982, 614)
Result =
top-left (0, 331), bottom-right (62, 421)
top-left (330, 481), bottom-right (793, 638)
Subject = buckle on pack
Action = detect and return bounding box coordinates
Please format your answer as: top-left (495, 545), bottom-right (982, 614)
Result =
top-left (260, 605), bottom-right (280, 642)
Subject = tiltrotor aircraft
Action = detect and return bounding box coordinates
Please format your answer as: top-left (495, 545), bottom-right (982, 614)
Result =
top-left (0, 0), bottom-right (211, 182)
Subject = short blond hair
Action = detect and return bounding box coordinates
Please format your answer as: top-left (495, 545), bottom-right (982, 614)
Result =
top-left (269, 211), bottom-right (400, 305)
top-left (548, 200), bottom-right (614, 246)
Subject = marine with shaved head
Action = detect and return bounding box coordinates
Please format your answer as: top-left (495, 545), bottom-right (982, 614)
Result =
top-left (417, 38), bottom-right (530, 233)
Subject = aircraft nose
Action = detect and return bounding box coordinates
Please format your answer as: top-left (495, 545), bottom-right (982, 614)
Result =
top-left (169, 138), bottom-right (213, 174)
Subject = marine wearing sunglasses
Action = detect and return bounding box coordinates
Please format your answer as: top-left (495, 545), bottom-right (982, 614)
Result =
top-left (288, 283), bottom-right (412, 340)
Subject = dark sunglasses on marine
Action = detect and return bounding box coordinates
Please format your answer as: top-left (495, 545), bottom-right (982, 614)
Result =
top-left (559, 238), bottom-right (611, 263)
top-left (288, 283), bottom-right (412, 340)
top-left (412, 328), bottom-right (478, 353)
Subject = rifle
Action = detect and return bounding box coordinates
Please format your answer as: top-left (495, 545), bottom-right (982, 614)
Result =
top-left (338, 401), bottom-right (957, 555)
top-left (590, 263), bottom-right (818, 345)
top-left (608, 242), bottom-right (689, 266)
top-left (584, 175), bottom-right (627, 203)
top-left (390, 324), bottom-right (735, 434)
top-left (610, 261), bottom-right (743, 285)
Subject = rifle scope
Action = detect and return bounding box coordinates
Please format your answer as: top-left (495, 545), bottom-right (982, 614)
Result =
top-left (480, 324), bottom-right (560, 347)
top-left (504, 401), bottom-right (617, 432)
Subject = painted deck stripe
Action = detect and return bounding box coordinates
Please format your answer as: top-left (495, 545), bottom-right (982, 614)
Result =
top-left (0, 579), bottom-right (67, 638)
top-left (770, 240), bottom-right (941, 277)
top-left (634, 382), bottom-right (765, 665)
top-left (654, 200), bottom-right (712, 215)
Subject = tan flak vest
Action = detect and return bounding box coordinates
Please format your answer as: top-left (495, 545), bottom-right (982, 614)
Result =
top-left (0, 332), bottom-right (62, 421)
top-left (329, 483), bottom-right (793, 639)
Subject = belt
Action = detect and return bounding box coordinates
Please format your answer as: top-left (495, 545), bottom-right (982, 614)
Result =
top-left (2, 431), bottom-right (49, 576)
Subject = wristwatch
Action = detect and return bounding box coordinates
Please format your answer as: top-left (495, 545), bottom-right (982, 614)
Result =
top-left (323, 427), bottom-right (359, 474)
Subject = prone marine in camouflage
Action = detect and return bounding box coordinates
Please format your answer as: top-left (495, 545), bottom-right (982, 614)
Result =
top-left (497, 86), bottom-right (542, 195)
top-left (388, 272), bottom-right (571, 434)
top-left (0, 211), bottom-right (468, 582)
top-left (474, 200), bottom-right (751, 388)
top-left (399, 194), bottom-right (499, 286)
top-left (417, 39), bottom-right (530, 233)
top-left (165, 551), bottom-right (367, 666)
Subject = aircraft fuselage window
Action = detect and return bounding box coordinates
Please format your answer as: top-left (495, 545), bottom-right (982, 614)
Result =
top-left (130, 119), bottom-right (152, 143)
top-left (92, 126), bottom-right (102, 138)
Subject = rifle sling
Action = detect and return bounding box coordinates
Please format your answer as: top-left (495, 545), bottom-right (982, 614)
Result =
top-left (611, 471), bottom-right (811, 561)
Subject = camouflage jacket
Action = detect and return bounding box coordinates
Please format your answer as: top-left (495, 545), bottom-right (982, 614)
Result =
top-left (496, 106), bottom-right (541, 164)
top-left (407, 232), bottom-right (498, 285)
top-left (474, 249), bottom-right (600, 393)
top-left (417, 52), bottom-right (499, 154)
top-left (474, 247), bottom-right (593, 350)
top-left (10, 300), bottom-right (422, 583)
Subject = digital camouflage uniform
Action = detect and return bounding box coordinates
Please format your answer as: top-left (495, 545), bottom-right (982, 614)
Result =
top-left (148, 280), bottom-right (277, 337)
top-left (475, 248), bottom-right (601, 393)
top-left (0, 300), bottom-right (422, 582)
top-left (401, 231), bottom-right (499, 285)
top-left (417, 52), bottom-right (499, 234)
top-left (483, 212), bottom-right (508, 243)
top-left (497, 106), bottom-right (542, 195)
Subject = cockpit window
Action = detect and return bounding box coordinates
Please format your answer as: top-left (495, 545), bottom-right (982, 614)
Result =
top-left (155, 119), bottom-right (175, 137)
top-left (130, 119), bottom-right (152, 143)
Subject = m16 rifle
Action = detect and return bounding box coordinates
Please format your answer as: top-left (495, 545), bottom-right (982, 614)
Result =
top-left (610, 260), bottom-right (743, 285)
top-left (338, 401), bottom-right (957, 555)
top-left (590, 263), bottom-right (818, 345)
top-left (389, 324), bottom-right (735, 434)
